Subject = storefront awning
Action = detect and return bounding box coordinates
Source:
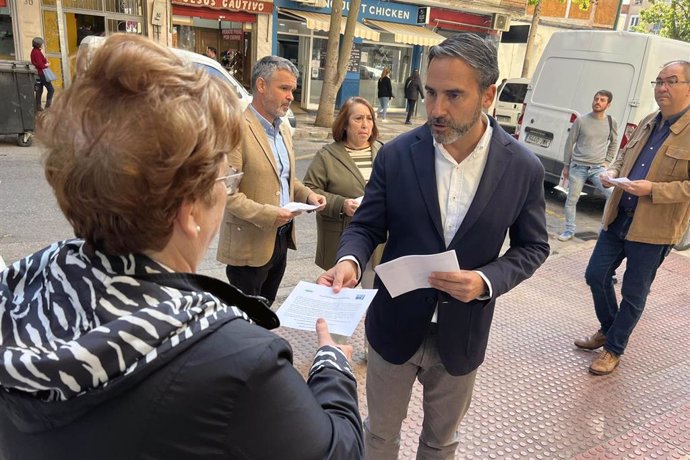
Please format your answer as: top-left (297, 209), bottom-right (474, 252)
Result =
top-left (364, 20), bottom-right (445, 47)
top-left (281, 9), bottom-right (380, 41)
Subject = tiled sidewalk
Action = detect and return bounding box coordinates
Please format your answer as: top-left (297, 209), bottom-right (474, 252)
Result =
top-left (276, 247), bottom-right (690, 459)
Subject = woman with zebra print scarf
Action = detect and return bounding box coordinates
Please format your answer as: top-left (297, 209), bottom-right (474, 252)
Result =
top-left (0, 34), bottom-right (363, 460)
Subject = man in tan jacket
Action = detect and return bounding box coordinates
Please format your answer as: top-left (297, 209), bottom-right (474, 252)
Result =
top-left (575, 60), bottom-right (690, 375)
top-left (217, 56), bottom-right (326, 304)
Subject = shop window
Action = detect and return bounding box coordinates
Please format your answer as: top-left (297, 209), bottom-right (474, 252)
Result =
top-left (107, 18), bottom-right (141, 34)
top-left (309, 37), bottom-right (327, 106)
top-left (359, 42), bottom-right (412, 110)
top-left (173, 25), bottom-right (196, 52)
top-left (0, 12), bottom-right (15, 60)
top-left (106, 0), bottom-right (143, 16)
top-left (501, 25), bottom-right (529, 43)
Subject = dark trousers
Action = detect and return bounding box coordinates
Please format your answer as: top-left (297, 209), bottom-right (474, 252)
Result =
top-left (36, 75), bottom-right (54, 110)
top-left (584, 212), bottom-right (671, 356)
top-left (225, 223), bottom-right (291, 305)
top-left (405, 99), bottom-right (417, 123)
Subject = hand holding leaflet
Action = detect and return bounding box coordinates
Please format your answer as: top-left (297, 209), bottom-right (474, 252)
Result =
top-left (277, 281), bottom-right (377, 336)
top-left (282, 202), bottom-right (320, 213)
top-left (605, 176), bottom-right (631, 185)
top-left (374, 250), bottom-right (460, 298)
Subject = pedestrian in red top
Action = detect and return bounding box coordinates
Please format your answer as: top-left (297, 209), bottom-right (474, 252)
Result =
top-left (30, 37), bottom-right (54, 111)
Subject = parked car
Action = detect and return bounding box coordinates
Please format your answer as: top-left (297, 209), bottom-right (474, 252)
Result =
top-left (493, 77), bottom-right (529, 135)
top-left (78, 36), bottom-right (297, 135)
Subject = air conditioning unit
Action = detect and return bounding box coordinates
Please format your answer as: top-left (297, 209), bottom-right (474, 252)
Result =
top-left (491, 13), bottom-right (511, 32)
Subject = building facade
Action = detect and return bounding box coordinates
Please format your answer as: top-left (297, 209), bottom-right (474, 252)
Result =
top-left (9, 0), bottom-right (170, 88)
top-left (171, 0), bottom-right (273, 88)
top-left (6, 0), bottom-right (626, 111)
top-left (273, 0), bottom-right (447, 110)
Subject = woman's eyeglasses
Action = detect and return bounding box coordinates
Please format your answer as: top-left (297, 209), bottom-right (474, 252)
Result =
top-left (216, 171), bottom-right (244, 195)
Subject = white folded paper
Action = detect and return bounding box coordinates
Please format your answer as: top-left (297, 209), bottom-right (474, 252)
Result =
top-left (374, 250), bottom-right (460, 298)
top-left (282, 202), bottom-right (320, 212)
top-left (276, 281), bottom-right (377, 336)
top-left (606, 176), bottom-right (631, 185)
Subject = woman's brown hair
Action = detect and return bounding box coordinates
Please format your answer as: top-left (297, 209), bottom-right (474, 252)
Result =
top-left (39, 34), bottom-right (243, 255)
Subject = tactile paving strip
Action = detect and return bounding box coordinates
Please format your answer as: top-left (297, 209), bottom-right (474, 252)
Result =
top-left (276, 247), bottom-right (690, 459)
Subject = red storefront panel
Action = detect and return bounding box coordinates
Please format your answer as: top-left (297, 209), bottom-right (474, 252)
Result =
top-left (172, 0), bottom-right (272, 20)
top-left (172, 5), bottom-right (258, 22)
top-left (429, 9), bottom-right (494, 35)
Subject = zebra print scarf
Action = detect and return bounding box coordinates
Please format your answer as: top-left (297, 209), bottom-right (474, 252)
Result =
top-left (0, 239), bottom-right (248, 402)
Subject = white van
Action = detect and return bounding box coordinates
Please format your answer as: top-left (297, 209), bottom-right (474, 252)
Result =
top-left (493, 77), bottom-right (529, 134)
top-left (517, 31), bottom-right (689, 187)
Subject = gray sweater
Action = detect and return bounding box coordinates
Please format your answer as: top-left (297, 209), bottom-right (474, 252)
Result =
top-left (563, 112), bottom-right (618, 166)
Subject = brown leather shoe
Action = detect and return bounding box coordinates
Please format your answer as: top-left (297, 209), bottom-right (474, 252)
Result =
top-left (589, 349), bottom-right (620, 375)
top-left (574, 330), bottom-right (606, 350)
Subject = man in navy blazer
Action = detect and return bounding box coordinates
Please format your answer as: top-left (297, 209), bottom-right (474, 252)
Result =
top-left (318, 34), bottom-right (550, 459)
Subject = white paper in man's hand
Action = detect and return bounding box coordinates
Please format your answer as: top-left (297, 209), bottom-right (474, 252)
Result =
top-left (606, 176), bottom-right (631, 185)
top-left (282, 202), bottom-right (320, 212)
top-left (374, 250), bottom-right (460, 298)
top-left (276, 281), bottom-right (377, 336)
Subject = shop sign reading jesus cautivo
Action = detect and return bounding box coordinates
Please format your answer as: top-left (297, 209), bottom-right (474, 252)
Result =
top-left (171, 0), bottom-right (273, 14)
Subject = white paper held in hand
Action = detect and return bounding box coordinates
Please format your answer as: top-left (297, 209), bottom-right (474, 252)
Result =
top-left (276, 281), bottom-right (377, 336)
top-left (282, 202), bottom-right (320, 213)
top-left (606, 176), bottom-right (631, 185)
top-left (374, 250), bottom-right (460, 298)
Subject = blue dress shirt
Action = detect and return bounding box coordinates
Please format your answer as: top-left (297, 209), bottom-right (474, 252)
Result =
top-left (250, 105), bottom-right (291, 207)
top-left (620, 108), bottom-right (688, 212)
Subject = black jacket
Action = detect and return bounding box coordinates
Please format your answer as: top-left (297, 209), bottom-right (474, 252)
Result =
top-left (403, 73), bottom-right (424, 101)
top-left (0, 241), bottom-right (363, 460)
top-left (0, 319), bottom-right (362, 460)
top-left (377, 76), bottom-right (393, 98)
top-left (337, 120), bottom-right (549, 376)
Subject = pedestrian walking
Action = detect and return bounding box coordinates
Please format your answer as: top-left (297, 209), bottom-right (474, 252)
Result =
top-left (558, 90), bottom-right (619, 241)
top-left (575, 60), bottom-right (690, 375)
top-left (403, 68), bottom-right (424, 124)
top-left (318, 33), bottom-right (550, 459)
top-left (216, 55), bottom-right (326, 305)
top-left (30, 37), bottom-right (54, 111)
top-left (377, 68), bottom-right (393, 121)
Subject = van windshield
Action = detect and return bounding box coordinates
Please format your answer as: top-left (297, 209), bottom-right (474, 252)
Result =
top-left (499, 83), bottom-right (528, 103)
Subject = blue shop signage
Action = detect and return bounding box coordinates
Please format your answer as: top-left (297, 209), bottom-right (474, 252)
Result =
top-left (276, 0), bottom-right (420, 25)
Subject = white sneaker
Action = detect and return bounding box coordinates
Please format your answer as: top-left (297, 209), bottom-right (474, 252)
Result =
top-left (558, 231), bottom-right (574, 242)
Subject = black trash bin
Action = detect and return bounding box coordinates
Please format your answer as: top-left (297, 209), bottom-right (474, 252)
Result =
top-left (0, 60), bottom-right (37, 147)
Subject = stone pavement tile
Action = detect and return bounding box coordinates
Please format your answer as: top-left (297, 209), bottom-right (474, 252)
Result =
top-left (275, 247), bottom-right (690, 459)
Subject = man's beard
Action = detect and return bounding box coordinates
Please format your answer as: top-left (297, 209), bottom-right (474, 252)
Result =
top-left (428, 103), bottom-right (482, 145)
